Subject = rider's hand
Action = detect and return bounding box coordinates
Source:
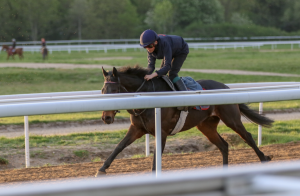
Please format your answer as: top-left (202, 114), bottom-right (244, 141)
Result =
top-left (144, 72), bottom-right (158, 81)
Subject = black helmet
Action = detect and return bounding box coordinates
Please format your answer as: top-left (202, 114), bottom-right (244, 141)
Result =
top-left (140, 29), bottom-right (158, 47)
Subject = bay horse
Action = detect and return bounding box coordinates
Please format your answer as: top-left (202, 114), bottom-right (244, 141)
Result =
top-left (96, 65), bottom-right (274, 176)
top-left (1, 45), bottom-right (24, 60)
top-left (41, 47), bottom-right (48, 60)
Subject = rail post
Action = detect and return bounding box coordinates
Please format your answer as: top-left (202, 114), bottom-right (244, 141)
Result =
top-left (155, 108), bottom-right (162, 177)
top-left (24, 116), bottom-right (30, 168)
top-left (145, 134), bottom-right (150, 157)
top-left (258, 102), bottom-right (263, 146)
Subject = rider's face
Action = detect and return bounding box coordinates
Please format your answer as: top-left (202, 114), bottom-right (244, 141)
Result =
top-left (145, 41), bottom-right (157, 53)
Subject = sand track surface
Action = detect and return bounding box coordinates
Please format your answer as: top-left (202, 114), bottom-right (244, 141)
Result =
top-left (0, 141), bottom-right (300, 183)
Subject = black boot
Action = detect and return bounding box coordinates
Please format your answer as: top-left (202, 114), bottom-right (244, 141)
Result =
top-left (174, 78), bottom-right (189, 111)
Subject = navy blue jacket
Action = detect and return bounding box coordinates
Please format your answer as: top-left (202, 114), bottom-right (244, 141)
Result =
top-left (147, 34), bottom-right (189, 76)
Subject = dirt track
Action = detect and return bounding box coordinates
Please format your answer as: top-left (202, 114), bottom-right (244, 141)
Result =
top-left (1, 141), bottom-right (300, 183)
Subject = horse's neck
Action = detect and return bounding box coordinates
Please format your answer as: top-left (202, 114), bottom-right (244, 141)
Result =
top-left (120, 76), bottom-right (144, 92)
top-left (121, 76), bottom-right (171, 92)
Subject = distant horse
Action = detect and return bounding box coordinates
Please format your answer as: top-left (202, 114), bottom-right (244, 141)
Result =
top-left (96, 65), bottom-right (274, 176)
top-left (41, 47), bottom-right (48, 60)
top-left (1, 45), bottom-right (24, 60)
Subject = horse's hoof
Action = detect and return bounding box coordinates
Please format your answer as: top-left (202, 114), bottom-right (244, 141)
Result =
top-left (95, 170), bottom-right (106, 177)
top-left (265, 155), bottom-right (273, 162)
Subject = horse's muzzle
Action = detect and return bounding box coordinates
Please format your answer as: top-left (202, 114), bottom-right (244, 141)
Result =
top-left (102, 115), bottom-right (114, 124)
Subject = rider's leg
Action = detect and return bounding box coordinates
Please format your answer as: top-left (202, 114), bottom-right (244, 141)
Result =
top-left (169, 54), bottom-right (188, 111)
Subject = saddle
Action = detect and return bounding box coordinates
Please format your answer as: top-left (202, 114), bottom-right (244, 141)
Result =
top-left (161, 75), bottom-right (176, 91)
top-left (161, 75), bottom-right (210, 111)
top-left (8, 48), bottom-right (13, 55)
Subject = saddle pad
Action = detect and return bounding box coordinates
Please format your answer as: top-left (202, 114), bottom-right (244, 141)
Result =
top-left (181, 76), bottom-right (210, 111)
top-left (170, 111), bottom-right (189, 135)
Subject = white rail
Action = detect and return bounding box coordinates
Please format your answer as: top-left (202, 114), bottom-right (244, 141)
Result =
top-left (2, 40), bottom-right (300, 54)
top-left (1, 35), bottom-right (300, 45)
top-left (2, 82), bottom-right (300, 168)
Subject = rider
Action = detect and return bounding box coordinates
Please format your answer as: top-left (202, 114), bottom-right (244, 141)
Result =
top-left (12, 38), bottom-right (16, 53)
top-left (140, 29), bottom-right (189, 110)
top-left (41, 38), bottom-right (46, 53)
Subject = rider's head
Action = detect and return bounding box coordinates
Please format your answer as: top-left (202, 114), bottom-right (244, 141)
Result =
top-left (140, 29), bottom-right (158, 53)
top-left (12, 38), bottom-right (16, 42)
top-left (41, 38), bottom-right (45, 42)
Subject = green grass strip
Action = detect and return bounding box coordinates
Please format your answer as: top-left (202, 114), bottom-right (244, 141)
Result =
top-left (1, 120), bottom-right (300, 151)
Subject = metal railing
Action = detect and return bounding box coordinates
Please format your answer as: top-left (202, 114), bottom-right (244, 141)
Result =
top-left (1, 40), bottom-right (299, 54)
top-left (1, 82), bottom-right (300, 172)
top-left (1, 35), bottom-right (300, 46)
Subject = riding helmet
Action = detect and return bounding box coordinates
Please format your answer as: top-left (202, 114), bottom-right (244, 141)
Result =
top-left (12, 38), bottom-right (16, 42)
top-left (140, 29), bottom-right (158, 47)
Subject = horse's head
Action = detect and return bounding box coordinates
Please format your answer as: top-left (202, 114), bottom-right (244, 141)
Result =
top-left (1, 45), bottom-right (8, 51)
top-left (101, 110), bottom-right (120, 124)
top-left (101, 67), bottom-right (121, 124)
top-left (101, 67), bottom-right (120, 94)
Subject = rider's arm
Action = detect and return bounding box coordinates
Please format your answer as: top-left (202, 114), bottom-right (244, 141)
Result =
top-left (147, 53), bottom-right (156, 74)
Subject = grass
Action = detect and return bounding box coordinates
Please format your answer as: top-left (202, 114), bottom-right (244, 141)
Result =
top-left (1, 46), bottom-right (300, 124)
top-left (30, 150), bottom-right (47, 159)
top-left (0, 157), bottom-right (9, 165)
top-left (92, 157), bottom-right (102, 162)
top-left (1, 120), bottom-right (300, 150)
top-left (73, 150), bottom-right (89, 158)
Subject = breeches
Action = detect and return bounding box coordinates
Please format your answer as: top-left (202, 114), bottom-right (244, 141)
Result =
top-left (160, 53), bottom-right (187, 82)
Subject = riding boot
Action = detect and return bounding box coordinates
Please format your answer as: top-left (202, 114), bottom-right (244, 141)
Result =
top-left (174, 78), bottom-right (189, 111)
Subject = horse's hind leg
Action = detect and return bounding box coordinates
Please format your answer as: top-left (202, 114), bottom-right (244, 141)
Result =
top-left (217, 105), bottom-right (271, 162)
top-left (197, 116), bottom-right (229, 165)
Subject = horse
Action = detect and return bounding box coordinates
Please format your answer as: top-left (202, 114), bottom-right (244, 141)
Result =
top-left (41, 47), bottom-right (48, 60)
top-left (96, 65), bottom-right (274, 177)
top-left (1, 45), bottom-right (24, 60)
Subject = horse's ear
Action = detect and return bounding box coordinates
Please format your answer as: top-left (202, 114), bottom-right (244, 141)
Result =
top-left (112, 67), bottom-right (118, 78)
top-left (102, 67), bottom-right (108, 77)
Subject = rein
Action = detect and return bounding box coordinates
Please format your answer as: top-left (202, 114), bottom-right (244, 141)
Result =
top-left (104, 77), bottom-right (155, 134)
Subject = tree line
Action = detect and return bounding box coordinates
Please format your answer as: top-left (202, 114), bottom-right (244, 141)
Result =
top-left (1, 0), bottom-right (300, 42)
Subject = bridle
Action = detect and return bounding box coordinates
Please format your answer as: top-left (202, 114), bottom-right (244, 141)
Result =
top-left (104, 76), bottom-right (155, 134)
top-left (104, 77), bottom-right (155, 116)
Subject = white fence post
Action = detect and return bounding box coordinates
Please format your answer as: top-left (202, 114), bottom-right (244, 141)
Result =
top-left (145, 134), bottom-right (150, 157)
top-left (258, 102), bottom-right (263, 146)
top-left (24, 116), bottom-right (30, 168)
top-left (155, 108), bottom-right (162, 177)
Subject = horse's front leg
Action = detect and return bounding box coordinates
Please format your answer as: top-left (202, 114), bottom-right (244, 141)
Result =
top-left (151, 130), bottom-right (168, 172)
top-left (95, 125), bottom-right (144, 177)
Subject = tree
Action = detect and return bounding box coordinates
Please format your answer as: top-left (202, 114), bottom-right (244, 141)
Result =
top-left (144, 0), bottom-right (175, 33)
top-left (249, 0), bottom-right (288, 29)
top-left (281, 0), bottom-right (300, 32)
top-left (84, 0), bottom-right (140, 39)
top-left (15, 0), bottom-right (61, 41)
top-left (69, 0), bottom-right (88, 40)
top-left (218, 0), bottom-right (254, 23)
top-left (172, 0), bottom-right (224, 28)
top-left (0, 0), bottom-right (30, 41)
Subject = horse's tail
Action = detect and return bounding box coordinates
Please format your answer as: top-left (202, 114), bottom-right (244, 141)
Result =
top-left (239, 103), bottom-right (274, 128)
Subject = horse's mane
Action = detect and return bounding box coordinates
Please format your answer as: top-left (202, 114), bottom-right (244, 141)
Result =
top-left (117, 65), bottom-right (149, 78)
